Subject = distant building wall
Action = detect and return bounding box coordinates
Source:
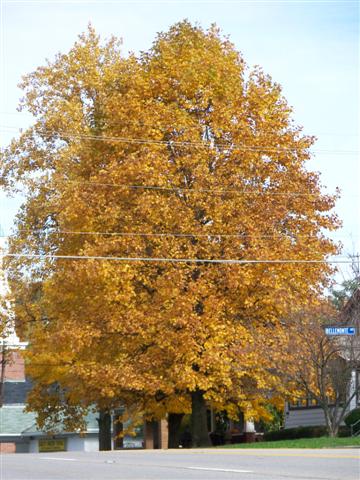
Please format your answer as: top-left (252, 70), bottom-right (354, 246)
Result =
top-left (284, 403), bottom-right (347, 429)
top-left (66, 436), bottom-right (85, 452)
top-left (15, 442), bottom-right (29, 453)
top-left (0, 443), bottom-right (16, 454)
top-left (28, 434), bottom-right (99, 453)
top-left (67, 435), bottom-right (98, 452)
top-left (3, 351), bottom-right (26, 382)
top-left (83, 437), bottom-right (100, 452)
top-left (28, 440), bottom-right (37, 453)
top-left (285, 407), bottom-right (327, 429)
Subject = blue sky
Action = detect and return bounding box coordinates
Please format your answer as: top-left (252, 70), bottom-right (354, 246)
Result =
top-left (0, 0), bottom-right (359, 280)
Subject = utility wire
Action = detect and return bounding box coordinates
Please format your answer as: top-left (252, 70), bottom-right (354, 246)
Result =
top-left (0, 253), bottom-right (352, 264)
top-left (33, 179), bottom-right (340, 197)
top-left (1, 173), bottom-right (343, 196)
top-left (5, 177), bottom-right (353, 197)
top-left (1, 115), bottom-right (358, 137)
top-left (0, 126), bottom-right (357, 155)
top-left (0, 230), bottom-right (346, 240)
top-left (55, 131), bottom-right (359, 154)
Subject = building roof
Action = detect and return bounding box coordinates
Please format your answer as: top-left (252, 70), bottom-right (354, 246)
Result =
top-left (0, 405), bottom-right (100, 438)
top-left (1, 374), bottom-right (100, 437)
top-left (3, 379), bottom-right (32, 404)
top-left (0, 406), bottom-right (36, 435)
top-left (21, 410), bottom-right (100, 436)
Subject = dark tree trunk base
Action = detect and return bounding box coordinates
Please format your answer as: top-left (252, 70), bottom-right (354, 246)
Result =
top-left (191, 390), bottom-right (211, 447)
top-left (168, 413), bottom-right (184, 448)
top-left (98, 410), bottom-right (112, 451)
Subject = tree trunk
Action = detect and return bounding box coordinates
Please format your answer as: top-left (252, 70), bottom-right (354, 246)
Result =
top-left (0, 347), bottom-right (6, 408)
top-left (168, 413), bottom-right (184, 448)
top-left (327, 421), bottom-right (339, 438)
top-left (97, 410), bottom-right (112, 451)
top-left (191, 390), bottom-right (211, 447)
top-left (113, 410), bottom-right (124, 449)
top-left (323, 407), bottom-right (338, 438)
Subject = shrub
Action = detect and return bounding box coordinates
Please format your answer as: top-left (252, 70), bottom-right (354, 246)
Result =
top-left (344, 408), bottom-right (360, 427)
top-left (255, 405), bottom-right (284, 433)
top-left (338, 425), bottom-right (351, 437)
top-left (264, 426), bottom-right (327, 441)
top-left (263, 425), bottom-right (350, 441)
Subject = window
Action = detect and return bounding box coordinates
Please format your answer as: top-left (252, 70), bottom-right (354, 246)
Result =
top-left (288, 397), bottom-right (321, 410)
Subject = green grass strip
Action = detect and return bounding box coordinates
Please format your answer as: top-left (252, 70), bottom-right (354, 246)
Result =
top-left (222, 436), bottom-right (360, 449)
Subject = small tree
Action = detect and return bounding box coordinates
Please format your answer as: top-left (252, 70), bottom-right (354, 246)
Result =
top-left (287, 305), bottom-right (359, 437)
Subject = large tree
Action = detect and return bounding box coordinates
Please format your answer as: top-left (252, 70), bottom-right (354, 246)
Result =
top-left (1, 22), bottom-right (339, 447)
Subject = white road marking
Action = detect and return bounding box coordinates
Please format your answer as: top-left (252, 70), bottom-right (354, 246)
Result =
top-left (40, 457), bottom-right (77, 461)
top-left (186, 466), bottom-right (253, 474)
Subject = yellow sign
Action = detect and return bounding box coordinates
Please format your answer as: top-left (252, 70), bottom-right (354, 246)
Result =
top-left (39, 439), bottom-right (66, 452)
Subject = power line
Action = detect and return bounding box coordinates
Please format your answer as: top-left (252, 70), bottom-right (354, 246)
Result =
top-left (1, 114), bottom-right (358, 137)
top-left (0, 126), bottom-right (357, 155)
top-left (0, 253), bottom-right (352, 264)
top-left (0, 230), bottom-right (349, 240)
top-left (1, 173), bottom-right (344, 196)
top-left (0, 163), bottom-right (351, 196)
top-left (3, 177), bottom-right (354, 197)
top-left (36, 179), bottom-right (341, 197)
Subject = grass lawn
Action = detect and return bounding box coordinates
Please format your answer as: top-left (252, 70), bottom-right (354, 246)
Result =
top-left (222, 436), bottom-right (360, 449)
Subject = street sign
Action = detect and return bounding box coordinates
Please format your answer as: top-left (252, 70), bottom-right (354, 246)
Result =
top-left (324, 326), bottom-right (356, 336)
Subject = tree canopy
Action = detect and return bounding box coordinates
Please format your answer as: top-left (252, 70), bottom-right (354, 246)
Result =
top-left (0, 21), bottom-right (339, 445)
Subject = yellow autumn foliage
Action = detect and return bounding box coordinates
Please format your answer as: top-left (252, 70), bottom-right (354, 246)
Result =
top-left (1, 22), bottom-right (339, 432)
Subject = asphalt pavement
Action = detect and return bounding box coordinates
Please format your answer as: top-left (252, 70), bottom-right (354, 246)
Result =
top-left (1, 448), bottom-right (359, 480)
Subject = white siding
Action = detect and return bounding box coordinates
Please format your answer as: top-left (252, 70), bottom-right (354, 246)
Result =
top-left (67, 435), bottom-right (99, 452)
top-left (29, 439), bottom-right (38, 453)
top-left (67, 436), bottom-right (85, 451)
top-left (84, 437), bottom-right (99, 452)
top-left (285, 406), bottom-right (347, 429)
top-left (28, 435), bottom-right (98, 453)
top-left (285, 408), bottom-right (326, 428)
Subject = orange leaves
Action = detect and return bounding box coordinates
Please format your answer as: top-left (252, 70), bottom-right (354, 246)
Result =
top-left (1, 21), bottom-right (341, 426)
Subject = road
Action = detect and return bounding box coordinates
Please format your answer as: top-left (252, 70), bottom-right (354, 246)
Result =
top-left (1, 448), bottom-right (359, 480)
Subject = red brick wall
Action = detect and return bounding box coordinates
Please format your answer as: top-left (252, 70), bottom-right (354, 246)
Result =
top-left (2, 351), bottom-right (25, 381)
top-left (0, 443), bottom-right (16, 454)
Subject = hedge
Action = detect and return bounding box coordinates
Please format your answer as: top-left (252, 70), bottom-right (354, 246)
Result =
top-left (264, 425), bottom-right (350, 441)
